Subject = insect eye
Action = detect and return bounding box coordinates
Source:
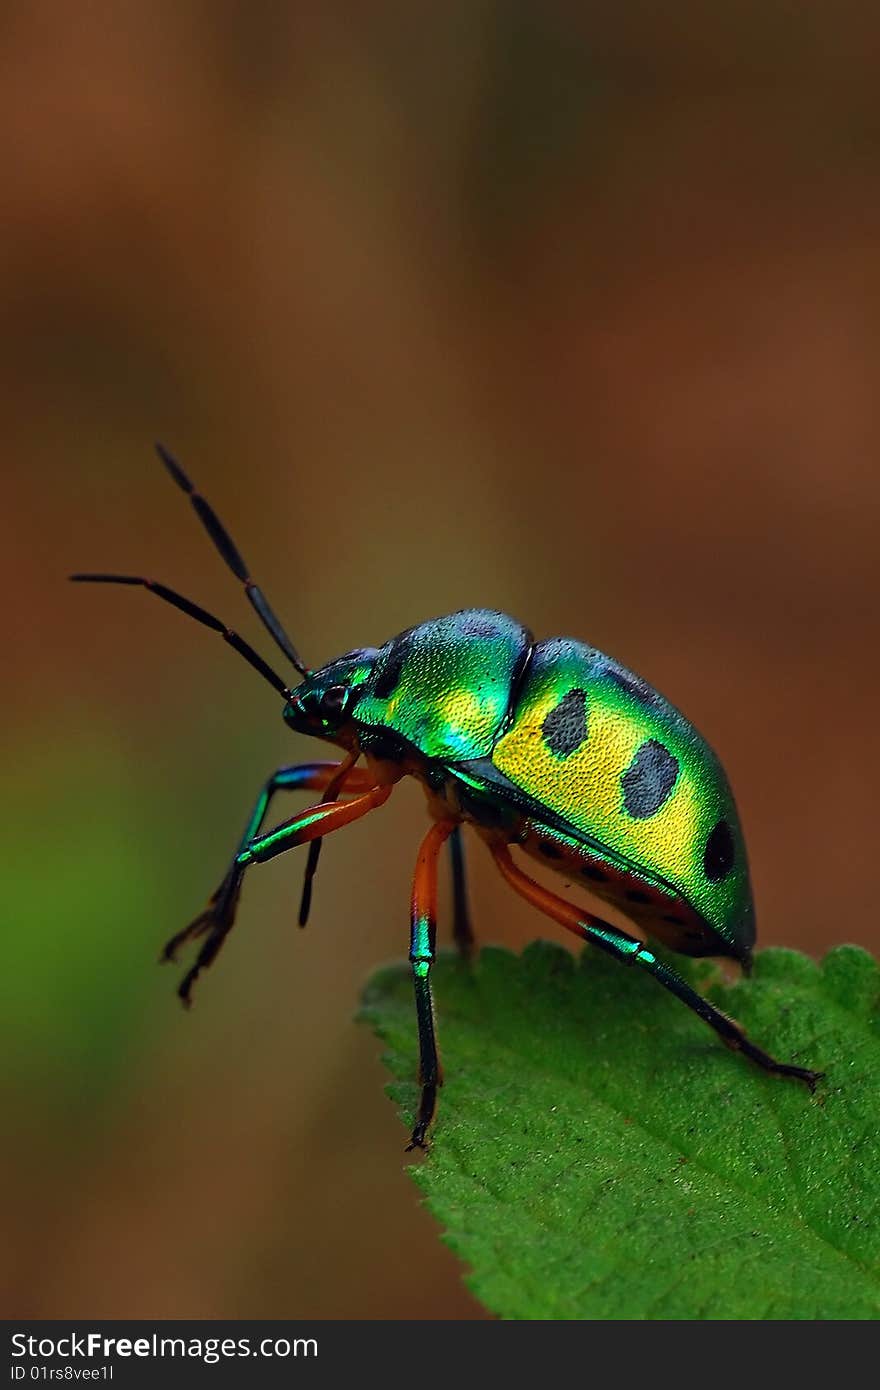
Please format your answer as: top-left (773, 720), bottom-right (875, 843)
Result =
top-left (319, 684), bottom-right (348, 719)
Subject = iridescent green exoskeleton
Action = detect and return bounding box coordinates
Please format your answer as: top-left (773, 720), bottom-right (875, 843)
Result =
top-left (72, 449), bottom-right (822, 1150)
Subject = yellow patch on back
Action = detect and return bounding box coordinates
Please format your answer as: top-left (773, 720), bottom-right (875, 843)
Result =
top-left (493, 689), bottom-right (702, 888)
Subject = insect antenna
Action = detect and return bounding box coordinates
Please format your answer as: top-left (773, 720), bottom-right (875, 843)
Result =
top-left (156, 443), bottom-right (310, 678)
top-left (69, 574), bottom-right (293, 699)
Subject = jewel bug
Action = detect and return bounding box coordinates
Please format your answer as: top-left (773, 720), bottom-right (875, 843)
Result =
top-left (72, 448), bottom-right (822, 1150)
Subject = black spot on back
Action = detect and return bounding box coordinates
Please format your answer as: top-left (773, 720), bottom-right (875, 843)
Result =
top-left (704, 819), bottom-right (735, 882)
top-left (539, 840), bottom-right (563, 859)
top-left (542, 687), bottom-right (588, 758)
top-left (372, 639), bottom-right (409, 699)
top-left (581, 864), bottom-right (609, 882)
top-left (607, 667), bottom-right (656, 705)
top-left (621, 739), bottom-right (680, 818)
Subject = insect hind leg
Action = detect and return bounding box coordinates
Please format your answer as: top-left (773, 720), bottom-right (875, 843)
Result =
top-left (586, 923), bottom-right (822, 1089)
top-left (489, 841), bottom-right (822, 1092)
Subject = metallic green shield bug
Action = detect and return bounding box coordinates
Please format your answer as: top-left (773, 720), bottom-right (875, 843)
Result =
top-left (72, 448), bottom-right (822, 1150)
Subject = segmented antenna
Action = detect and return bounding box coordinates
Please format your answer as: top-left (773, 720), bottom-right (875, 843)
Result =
top-left (156, 444), bottom-right (310, 677)
top-left (69, 574), bottom-right (292, 699)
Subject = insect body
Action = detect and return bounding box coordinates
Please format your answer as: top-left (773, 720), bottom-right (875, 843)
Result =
top-left (72, 450), bottom-right (821, 1149)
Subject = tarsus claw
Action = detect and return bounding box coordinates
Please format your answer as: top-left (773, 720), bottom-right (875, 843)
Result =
top-left (159, 876), bottom-right (240, 1004)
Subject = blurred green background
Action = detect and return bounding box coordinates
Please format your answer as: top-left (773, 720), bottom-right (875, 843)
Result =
top-left (3, 1), bottom-right (878, 1319)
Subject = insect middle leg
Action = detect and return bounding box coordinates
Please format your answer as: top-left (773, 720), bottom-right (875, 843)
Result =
top-left (490, 842), bottom-right (822, 1090)
top-left (163, 759), bottom-right (378, 1003)
top-left (407, 819), bottom-right (457, 1150)
top-left (449, 825), bottom-right (475, 961)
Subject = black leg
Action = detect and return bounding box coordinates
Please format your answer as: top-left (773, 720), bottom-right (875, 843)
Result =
top-left (408, 959), bottom-right (440, 1152)
top-left (407, 820), bottom-right (456, 1150)
top-left (449, 825), bottom-right (475, 961)
top-left (177, 780), bottom-right (393, 1002)
top-left (491, 841), bottom-right (822, 1091)
top-left (585, 921), bottom-right (823, 1088)
top-left (297, 752), bottom-right (360, 928)
top-left (163, 761), bottom-right (354, 1004)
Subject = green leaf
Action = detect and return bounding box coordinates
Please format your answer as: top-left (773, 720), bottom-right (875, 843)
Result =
top-left (360, 943), bottom-right (880, 1319)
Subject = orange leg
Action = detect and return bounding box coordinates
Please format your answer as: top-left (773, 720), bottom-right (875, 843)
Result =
top-left (238, 781), bottom-right (394, 865)
top-left (290, 759), bottom-right (375, 798)
top-left (490, 842), bottom-right (821, 1089)
top-left (407, 819), bottom-right (457, 1150)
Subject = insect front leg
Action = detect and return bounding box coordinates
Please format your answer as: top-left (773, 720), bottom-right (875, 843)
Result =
top-left (490, 842), bottom-right (822, 1091)
top-left (163, 760), bottom-right (377, 1004)
top-left (407, 819), bottom-right (457, 1151)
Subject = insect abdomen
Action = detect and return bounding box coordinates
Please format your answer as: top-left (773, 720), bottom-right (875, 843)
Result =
top-left (490, 637), bottom-right (754, 959)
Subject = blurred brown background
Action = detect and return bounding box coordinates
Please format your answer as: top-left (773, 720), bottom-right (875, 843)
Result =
top-left (2, 1), bottom-right (878, 1319)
